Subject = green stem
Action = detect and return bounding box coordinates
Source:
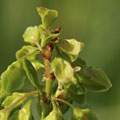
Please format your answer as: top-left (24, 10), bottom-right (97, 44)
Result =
top-left (35, 42), bottom-right (42, 51)
top-left (53, 97), bottom-right (74, 109)
top-left (44, 59), bottom-right (52, 96)
top-left (45, 79), bottom-right (52, 96)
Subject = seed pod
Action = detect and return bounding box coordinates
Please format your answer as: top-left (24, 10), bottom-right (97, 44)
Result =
top-left (51, 57), bottom-right (75, 85)
top-left (59, 39), bottom-right (84, 62)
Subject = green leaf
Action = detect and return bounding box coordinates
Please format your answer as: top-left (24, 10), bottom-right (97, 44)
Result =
top-left (72, 57), bottom-right (86, 68)
top-left (0, 61), bottom-right (26, 94)
top-left (32, 59), bottom-right (44, 71)
top-left (1, 92), bottom-right (26, 108)
top-left (76, 67), bottom-right (112, 92)
top-left (0, 80), bottom-right (5, 105)
top-left (40, 100), bottom-right (52, 119)
top-left (59, 39), bottom-right (84, 62)
top-left (31, 97), bottom-right (41, 120)
top-left (16, 45), bottom-right (38, 60)
top-left (43, 101), bottom-right (63, 120)
top-left (9, 110), bottom-right (19, 120)
top-left (0, 110), bottom-right (9, 120)
top-left (73, 107), bottom-right (98, 120)
top-left (23, 59), bottom-right (40, 89)
top-left (23, 26), bottom-right (40, 45)
top-left (51, 57), bottom-right (75, 85)
top-left (37, 7), bottom-right (58, 28)
top-left (82, 109), bottom-right (98, 120)
top-left (67, 84), bottom-right (86, 104)
top-left (0, 92), bottom-right (28, 120)
top-left (72, 107), bottom-right (83, 120)
top-left (20, 77), bottom-right (35, 92)
top-left (16, 45), bottom-right (44, 70)
top-left (18, 99), bottom-right (32, 120)
top-left (51, 46), bottom-right (59, 60)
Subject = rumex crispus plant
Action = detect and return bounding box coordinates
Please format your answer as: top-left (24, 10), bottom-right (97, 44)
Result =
top-left (0, 7), bottom-right (112, 120)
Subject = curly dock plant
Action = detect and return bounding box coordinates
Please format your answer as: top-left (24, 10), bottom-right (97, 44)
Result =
top-left (0, 7), bottom-right (112, 120)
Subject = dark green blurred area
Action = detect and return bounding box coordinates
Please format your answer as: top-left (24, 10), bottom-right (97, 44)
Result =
top-left (0, 0), bottom-right (120, 119)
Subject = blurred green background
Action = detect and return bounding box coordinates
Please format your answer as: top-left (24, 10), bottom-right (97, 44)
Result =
top-left (0, 0), bottom-right (120, 119)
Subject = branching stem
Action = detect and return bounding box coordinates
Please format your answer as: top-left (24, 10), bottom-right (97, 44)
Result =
top-left (53, 97), bottom-right (74, 109)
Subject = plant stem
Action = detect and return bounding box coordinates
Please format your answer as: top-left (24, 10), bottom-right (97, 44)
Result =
top-left (53, 97), bottom-right (74, 109)
top-left (44, 59), bottom-right (52, 96)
